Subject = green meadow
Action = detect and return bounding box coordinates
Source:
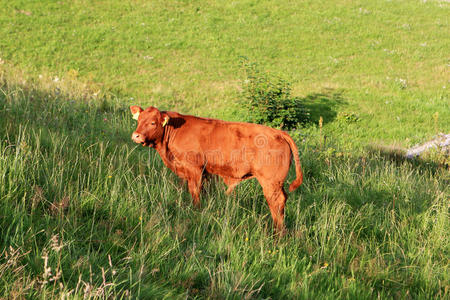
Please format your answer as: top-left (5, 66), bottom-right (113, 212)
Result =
top-left (0, 0), bottom-right (449, 298)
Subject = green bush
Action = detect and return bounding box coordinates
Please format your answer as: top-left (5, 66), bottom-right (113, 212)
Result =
top-left (240, 60), bottom-right (310, 130)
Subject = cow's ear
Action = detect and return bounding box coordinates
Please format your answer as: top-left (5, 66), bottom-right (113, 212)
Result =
top-left (161, 113), bottom-right (170, 127)
top-left (130, 106), bottom-right (143, 120)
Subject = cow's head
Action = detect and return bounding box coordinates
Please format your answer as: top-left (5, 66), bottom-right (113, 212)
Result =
top-left (130, 106), bottom-right (170, 147)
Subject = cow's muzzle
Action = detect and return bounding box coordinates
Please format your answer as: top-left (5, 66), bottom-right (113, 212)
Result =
top-left (132, 132), bottom-right (155, 147)
top-left (132, 132), bottom-right (145, 144)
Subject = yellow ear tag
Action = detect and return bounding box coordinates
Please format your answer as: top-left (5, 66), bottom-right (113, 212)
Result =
top-left (162, 117), bottom-right (169, 127)
top-left (132, 112), bottom-right (140, 120)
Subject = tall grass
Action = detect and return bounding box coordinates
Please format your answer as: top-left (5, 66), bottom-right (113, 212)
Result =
top-left (0, 69), bottom-right (448, 298)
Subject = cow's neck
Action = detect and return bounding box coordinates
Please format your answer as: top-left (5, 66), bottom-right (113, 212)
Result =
top-left (154, 124), bottom-right (177, 172)
top-left (155, 124), bottom-right (174, 154)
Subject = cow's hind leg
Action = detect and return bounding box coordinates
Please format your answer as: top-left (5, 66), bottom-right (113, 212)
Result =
top-left (221, 176), bottom-right (241, 195)
top-left (259, 180), bottom-right (287, 233)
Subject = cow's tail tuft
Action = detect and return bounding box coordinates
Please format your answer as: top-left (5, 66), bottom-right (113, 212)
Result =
top-left (282, 132), bottom-right (303, 192)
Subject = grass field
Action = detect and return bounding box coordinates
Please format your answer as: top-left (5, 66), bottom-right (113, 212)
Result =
top-left (0, 0), bottom-right (449, 298)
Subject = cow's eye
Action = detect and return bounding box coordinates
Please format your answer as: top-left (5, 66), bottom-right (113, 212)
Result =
top-left (151, 122), bottom-right (156, 125)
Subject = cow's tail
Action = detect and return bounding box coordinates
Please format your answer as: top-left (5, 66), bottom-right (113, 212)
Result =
top-left (281, 132), bottom-right (303, 192)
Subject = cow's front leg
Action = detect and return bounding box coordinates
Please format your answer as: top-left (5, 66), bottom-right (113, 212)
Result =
top-left (178, 178), bottom-right (187, 188)
top-left (186, 170), bottom-right (203, 207)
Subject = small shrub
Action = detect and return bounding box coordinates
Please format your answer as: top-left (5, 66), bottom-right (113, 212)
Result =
top-left (240, 60), bottom-right (309, 130)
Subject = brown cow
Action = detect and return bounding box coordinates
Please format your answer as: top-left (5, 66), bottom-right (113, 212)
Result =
top-left (130, 106), bottom-right (303, 231)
